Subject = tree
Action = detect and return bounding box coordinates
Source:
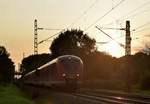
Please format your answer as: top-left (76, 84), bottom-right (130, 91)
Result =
top-left (21, 53), bottom-right (53, 75)
top-left (50, 29), bottom-right (96, 57)
top-left (140, 43), bottom-right (150, 55)
top-left (0, 46), bottom-right (14, 83)
top-left (0, 46), bottom-right (9, 57)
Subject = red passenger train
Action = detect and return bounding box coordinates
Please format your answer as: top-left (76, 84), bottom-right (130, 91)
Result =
top-left (23, 55), bottom-right (83, 89)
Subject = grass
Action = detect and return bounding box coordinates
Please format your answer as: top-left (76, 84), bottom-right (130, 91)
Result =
top-left (0, 84), bottom-right (34, 104)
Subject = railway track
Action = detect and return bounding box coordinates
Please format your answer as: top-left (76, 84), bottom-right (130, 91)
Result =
top-left (70, 89), bottom-right (150, 104)
top-left (24, 85), bottom-right (150, 103)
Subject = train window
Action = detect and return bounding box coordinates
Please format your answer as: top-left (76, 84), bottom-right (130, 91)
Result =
top-left (61, 59), bottom-right (80, 74)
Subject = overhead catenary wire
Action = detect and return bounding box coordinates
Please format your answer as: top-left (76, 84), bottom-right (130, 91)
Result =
top-left (95, 26), bottom-right (125, 48)
top-left (95, 27), bottom-right (125, 30)
top-left (100, 0), bottom-right (150, 27)
top-left (121, 9), bottom-right (150, 22)
top-left (132, 21), bottom-right (150, 32)
top-left (70, 0), bottom-right (99, 27)
top-left (85, 0), bottom-right (126, 31)
top-left (38, 0), bottom-right (100, 45)
top-left (132, 27), bottom-right (150, 34)
top-left (38, 29), bottom-right (65, 44)
top-left (120, 0), bottom-right (150, 19)
top-left (43, 28), bottom-right (64, 30)
top-left (102, 9), bottom-right (150, 27)
top-left (96, 41), bottom-right (110, 44)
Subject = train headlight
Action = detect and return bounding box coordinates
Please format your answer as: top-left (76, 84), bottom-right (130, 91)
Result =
top-left (76, 74), bottom-right (79, 77)
top-left (62, 73), bottom-right (66, 77)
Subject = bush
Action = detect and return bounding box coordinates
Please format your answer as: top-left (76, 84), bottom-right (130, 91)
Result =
top-left (0, 46), bottom-right (15, 83)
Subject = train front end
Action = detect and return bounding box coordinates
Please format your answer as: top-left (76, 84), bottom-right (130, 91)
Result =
top-left (57, 55), bottom-right (83, 89)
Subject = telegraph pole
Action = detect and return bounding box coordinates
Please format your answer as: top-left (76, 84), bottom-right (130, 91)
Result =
top-left (33, 19), bottom-right (63, 55)
top-left (95, 21), bottom-right (132, 92)
top-left (96, 20), bottom-right (132, 56)
top-left (125, 21), bottom-right (131, 56)
top-left (125, 21), bottom-right (131, 92)
top-left (34, 19), bottom-right (38, 55)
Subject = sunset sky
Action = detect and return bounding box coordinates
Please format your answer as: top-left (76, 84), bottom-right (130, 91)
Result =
top-left (0, 0), bottom-right (150, 70)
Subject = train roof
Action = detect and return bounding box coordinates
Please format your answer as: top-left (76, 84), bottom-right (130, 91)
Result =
top-left (38, 58), bottom-right (57, 70)
top-left (24, 58), bottom-right (57, 77)
top-left (24, 69), bottom-right (36, 77)
top-left (38, 55), bottom-right (82, 69)
top-left (24, 55), bottom-right (82, 77)
top-left (58, 55), bottom-right (82, 61)
top-left (37, 55), bottom-right (82, 70)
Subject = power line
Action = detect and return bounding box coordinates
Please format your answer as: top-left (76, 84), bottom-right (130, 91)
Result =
top-left (96, 41), bottom-right (110, 44)
top-left (39, 0), bottom-right (124, 44)
top-left (132, 21), bottom-right (150, 32)
top-left (38, 29), bottom-right (65, 45)
top-left (112, 0), bottom-right (114, 9)
top-left (40, 28), bottom-right (64, 30)
top-left (95, 26), bottom-right (125, 30)
top-left (121, 9), bottom-right (150, 22)
top-left (70, 0), bottom-right (99, 27)
top-left (118, 1), bottom-right (150, 21)
top-left (95, 26), bottom-right (125, 48)
top-left (100, 1), bottom-right (150, 27)
top-left (132, 27), bottom-right (150, 34)
top-left (38, 0), bottom-right (100, 45)
top-left (85, 0), bottom-right (126, 31)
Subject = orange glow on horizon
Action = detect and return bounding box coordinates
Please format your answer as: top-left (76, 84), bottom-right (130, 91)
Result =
top-left (104, 41), bottom-right (125, 57)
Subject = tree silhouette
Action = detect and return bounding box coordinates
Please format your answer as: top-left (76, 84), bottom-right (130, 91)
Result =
top-left (0, 46), bottom-right (9, 57)
top-left (0, 46), bottom-right (14, 83)
top-left (140, 43), bottom-right (150, 55)
top-left (21, 53), bottom-right (53, 75)
top-left (50, 29), bottom-right (96, 57)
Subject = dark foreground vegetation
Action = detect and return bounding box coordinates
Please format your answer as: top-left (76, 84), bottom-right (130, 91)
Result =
top-left (0, 46), bottom-right (14, 83)
top-left (0, 84), bottom-right (34, 104)
top-left (0, 46), bottom-right (34, 104)
top-left (20, 29), bottom-right (150, 92)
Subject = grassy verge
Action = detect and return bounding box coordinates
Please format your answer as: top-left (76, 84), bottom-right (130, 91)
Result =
top-left (0, 84), bottom-right (34, 104)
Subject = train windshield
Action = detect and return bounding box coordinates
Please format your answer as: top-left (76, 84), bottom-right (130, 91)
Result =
top-left (61, 59), bottom-right (80, 74)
